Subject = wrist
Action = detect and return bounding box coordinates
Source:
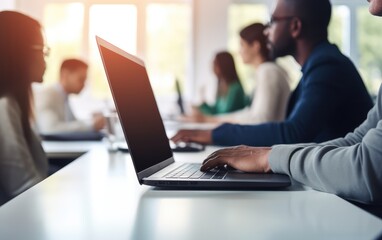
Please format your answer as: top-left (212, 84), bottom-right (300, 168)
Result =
top-left (206, 130), bottom-right (213, 144)
top-left (263, 148), bottom-right (272, 173)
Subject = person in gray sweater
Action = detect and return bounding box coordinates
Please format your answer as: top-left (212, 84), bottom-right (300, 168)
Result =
top-left (200, 0), bottom-right (382, 205)
top-left (0, 11), bottom-right (48, 205)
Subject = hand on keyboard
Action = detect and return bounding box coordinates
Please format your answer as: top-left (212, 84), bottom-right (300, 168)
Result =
top-left (164, 163), bottom-right (227, 179)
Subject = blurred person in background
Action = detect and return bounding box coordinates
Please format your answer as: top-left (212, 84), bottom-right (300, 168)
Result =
top-left (0, 11), bottom-right (49, 205)
top-left (172, 0), bottom-right (373, 148)
top-left (199, 0), bottom-right (382, 211)
top-left (35, 58), bottom-right (105, 135)
top-left (186, 23), bottom-right (290, 125)
top-left (192, 51), bottom-right (247, 116)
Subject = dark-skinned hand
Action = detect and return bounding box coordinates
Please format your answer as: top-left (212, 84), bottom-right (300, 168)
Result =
top-left (200, 145), bottom-right (272, 173)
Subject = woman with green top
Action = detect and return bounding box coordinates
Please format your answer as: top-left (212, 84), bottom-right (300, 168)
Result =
top-left (198, 51), bottom-right (247, 115)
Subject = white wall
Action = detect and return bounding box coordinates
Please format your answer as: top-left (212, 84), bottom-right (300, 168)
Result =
top-left (191, 0), bottom-right (230, 104)
top-left (0, 0), bottom-right (15, 10)
top-left (15, 0), bottom-right (44, 22)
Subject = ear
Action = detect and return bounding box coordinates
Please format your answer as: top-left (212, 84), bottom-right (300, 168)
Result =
top-left (59, 69), bottom-right (67, 80)
top-left (289, 17), bottom-right (302, 38)
top-left (251, 41), bottom-right (261, 53)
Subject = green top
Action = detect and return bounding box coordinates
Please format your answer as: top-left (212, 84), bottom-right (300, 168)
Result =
top-left (199, 81), bottom-right (247, 115)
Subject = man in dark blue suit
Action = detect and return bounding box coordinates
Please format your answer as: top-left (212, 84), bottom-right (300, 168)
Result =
top-left (172, 0), bottom-right (373, 147)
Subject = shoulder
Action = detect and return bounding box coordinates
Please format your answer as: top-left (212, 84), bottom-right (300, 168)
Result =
top-left (229, 81), bottom-right (243, 90)
top-left (35, 84), bottom-right (63, 105)
top-left (40, 84), bottom-right (60, 96)
top-left (258, 62), bottom-right (283, 72)
top-left (302, 42), bottom-right (361, 85)
top-left (257, 62), bottom-right (290, 84)
top-left (0, 96), bottom-right (22, 135)
top-left (259, 62), bottom-right (287, 75)
top-left (304, 42), bottom-right (354, 75)
top-left (0, 96), bottom-right (21, 119)
top-left (227, 82), bottom-right (245, 96)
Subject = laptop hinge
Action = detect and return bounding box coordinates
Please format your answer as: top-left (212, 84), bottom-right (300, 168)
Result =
top-left (137, 157), bottom-right (175, 183)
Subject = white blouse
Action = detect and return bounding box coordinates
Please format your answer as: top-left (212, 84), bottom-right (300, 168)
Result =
top-left (216, 62), bottom-right (291, 124)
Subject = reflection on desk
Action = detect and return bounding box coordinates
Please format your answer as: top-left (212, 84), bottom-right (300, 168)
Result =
top-left (40, 131), bottom-right (105, 141)
top-left (42, 140), bottom-right (104, 159)
top-left (0, 147), bottom-right (381, 240)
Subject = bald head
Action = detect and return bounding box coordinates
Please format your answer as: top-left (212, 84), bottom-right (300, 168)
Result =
top-left (369, 0), bottom-right (382, 16)
top-left (283, 0), bottom-right (332, 40)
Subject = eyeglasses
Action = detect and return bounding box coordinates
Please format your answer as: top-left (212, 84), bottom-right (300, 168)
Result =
top-left (31, 45), bottom-right (51, 57)
top-left (266, 16), bottom-right (295, 28)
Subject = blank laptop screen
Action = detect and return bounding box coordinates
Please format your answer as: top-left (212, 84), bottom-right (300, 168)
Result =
top-left (98, 44), bottom-right (173, 173)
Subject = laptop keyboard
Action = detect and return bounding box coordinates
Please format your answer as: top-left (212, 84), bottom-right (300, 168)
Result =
top-left (164, 163), bottom-right (227, 180)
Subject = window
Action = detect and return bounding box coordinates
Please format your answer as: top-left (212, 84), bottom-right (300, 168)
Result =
top-left (328, 6), bottom-right (350, 53)
top-left (89, 4), bottom-right (137, 98)
top-left (358, 7), bottom-right (382, 95)
top-left (37, 0), bottom-right (381, 111)
top-left (43, 3), bottom-right (84, 85)
top-left (145, 3), bottom-right (191, 98)
top-left (41, 1), bottom-right (191, 117)
top-left (227, 4), bottom-right (269, 92)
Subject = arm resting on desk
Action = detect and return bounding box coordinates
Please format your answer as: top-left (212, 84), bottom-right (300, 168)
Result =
top-left (270, 95), bottom-right (382, 204)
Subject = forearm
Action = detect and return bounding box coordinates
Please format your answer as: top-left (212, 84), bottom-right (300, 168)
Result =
top-left (212, 121), bottom-right (304, 147)
top-left (212, 123), bottom-right (283, 146)
top-left (269, 128), bottom-right (382, 204)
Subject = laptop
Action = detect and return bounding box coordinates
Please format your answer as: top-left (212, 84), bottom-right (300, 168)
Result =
top-left (96, 36), bottom-right (291, 189)
top-left (175, 78), bottom-right (185, 115)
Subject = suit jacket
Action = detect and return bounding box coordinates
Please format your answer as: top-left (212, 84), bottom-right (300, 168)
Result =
top-left (212, 40), bottom-right (374, 146)
top-left (35, 84), bottom-right (93, 134)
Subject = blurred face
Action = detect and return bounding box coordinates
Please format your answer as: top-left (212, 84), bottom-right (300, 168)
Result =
top-left (264, 0), bottom-right (296, 59)
top-left (368, 0), bottom-right (382, 16)
top-left (239, 38), bottom-right (259, 64)
top-left (29, 30), bottom-right (47, 83)
top-left (62, 67), bottom-right (88, 94)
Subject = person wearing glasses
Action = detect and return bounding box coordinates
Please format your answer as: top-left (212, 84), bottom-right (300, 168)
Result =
top-left (0, 11), bottom-right (48, 205)
top-left (185, 23), bottom-right (291, 125)
top-left (172, 0), bottom-right (373, 148)
top-left (199, 0), bottom-right (382, 207)
top-left (35, 58), bottom-right (105, 135)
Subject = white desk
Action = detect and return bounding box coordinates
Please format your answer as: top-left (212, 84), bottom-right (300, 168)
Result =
top-left (42, 141), bottom-right (104, 159)
top-left (0, 146), bottom-right (381, 240)
top-left (41, 120), bottom-right (215, 159)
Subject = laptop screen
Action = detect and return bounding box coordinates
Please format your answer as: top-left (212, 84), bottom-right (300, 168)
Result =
top-left (98, 41), bottom-right (173, 174)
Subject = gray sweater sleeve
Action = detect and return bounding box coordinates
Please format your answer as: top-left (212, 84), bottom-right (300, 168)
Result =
top-left (269, 86), bottom-right (382, 204)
